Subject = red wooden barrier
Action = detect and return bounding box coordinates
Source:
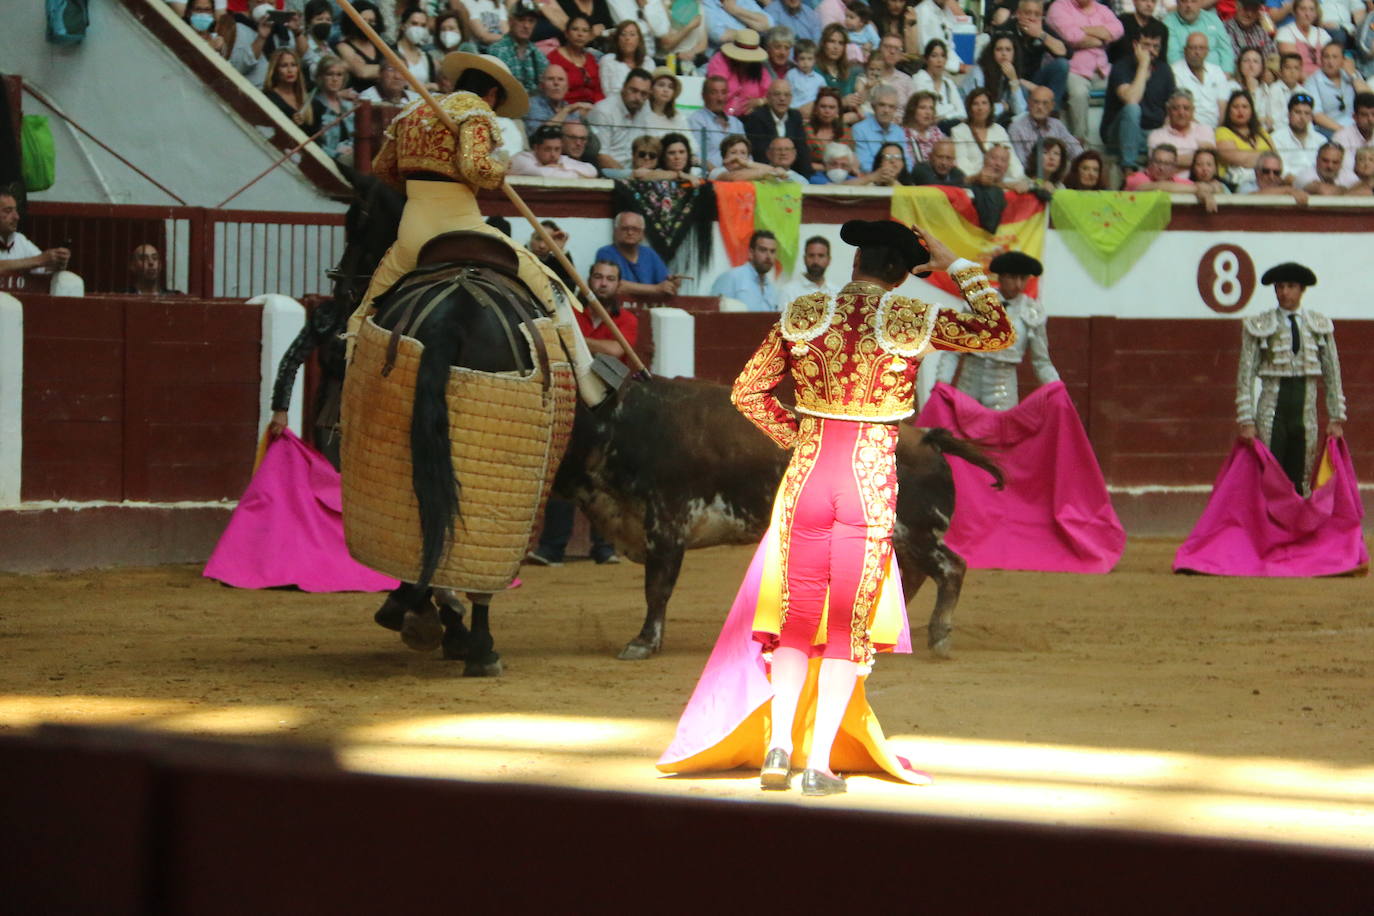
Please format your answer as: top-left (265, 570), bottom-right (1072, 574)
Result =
top-left (20, 295), bottom-right (260, 502)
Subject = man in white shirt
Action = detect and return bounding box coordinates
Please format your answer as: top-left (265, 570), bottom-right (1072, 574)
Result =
top-left (509, 125), bottom-right (600, 178)
top-left (778, 236), bottom-right (836, 304)
top-left (710, 230), bottom-right (779, 311)
top-left (588, 68), bottom-right (653, 170)
top-left (1296, 141), bottom-right (1357, 193)
top-left (1169, 32), bottom-right (1229, 128)
top-left (358, 60), bottom-right (420, 105)
top-left (0, 191), bottom-right (69, 277)
top-left (1269, 92), bottom-right (1324, 179)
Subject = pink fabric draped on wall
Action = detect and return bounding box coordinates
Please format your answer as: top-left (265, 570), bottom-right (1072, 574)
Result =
top-left (1173, 437), bottom-right (1368, 578)
top-left (915, 380), bottom-right (1126, 574)
top-left (203, 431), bottom-right (399, 593)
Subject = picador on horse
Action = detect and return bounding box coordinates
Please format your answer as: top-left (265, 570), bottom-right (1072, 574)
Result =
top-left (338, 52), bottom-right (613, 676)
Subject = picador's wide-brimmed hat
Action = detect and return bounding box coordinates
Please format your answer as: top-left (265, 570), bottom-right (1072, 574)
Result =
top-left (722, 29), bottom-right (769, 63)
top-left (1261, 262), bottom-right (1317, 287)
top-left (440, 52), bottom-right (530, 117)
top-left (840, 219), bottom-right (931, 275)
top-left (989, 251), bottom-right (1043, 277)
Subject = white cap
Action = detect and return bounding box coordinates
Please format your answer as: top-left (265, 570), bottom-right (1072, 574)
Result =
top-left (253, 3), bottom-right (275, 21)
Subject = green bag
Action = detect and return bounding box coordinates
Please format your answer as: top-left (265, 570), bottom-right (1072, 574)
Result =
top-left (21, 115), bottom-right (56, 192)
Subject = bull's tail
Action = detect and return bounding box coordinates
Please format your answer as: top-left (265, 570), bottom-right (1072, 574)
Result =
top-left (410, 305), bottom-right (464, 590)
top-left (920, 427), bottom-right (1005, 490)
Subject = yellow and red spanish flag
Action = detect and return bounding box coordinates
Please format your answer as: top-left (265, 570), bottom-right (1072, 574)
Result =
top-left (890, 187), bottom-right (1047, 297)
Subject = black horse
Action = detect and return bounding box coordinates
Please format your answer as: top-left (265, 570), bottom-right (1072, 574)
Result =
top-left (331, 175), bottom-right (554, 677)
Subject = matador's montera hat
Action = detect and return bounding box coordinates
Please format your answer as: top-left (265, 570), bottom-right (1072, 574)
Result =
top-left (840, 219), bottom-right (931, 275)
top-left (1261, 262), bottom-right (1317, 287)
top-left (989, 251), bottom-right (1043, 277)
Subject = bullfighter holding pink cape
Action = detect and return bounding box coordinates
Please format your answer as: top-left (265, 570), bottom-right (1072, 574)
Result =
top-left (659, 220), bottom-right (1014, 795)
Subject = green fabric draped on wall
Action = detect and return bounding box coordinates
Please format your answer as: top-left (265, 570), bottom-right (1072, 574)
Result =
top-left (1050, 190), bottom-right (1172, 287)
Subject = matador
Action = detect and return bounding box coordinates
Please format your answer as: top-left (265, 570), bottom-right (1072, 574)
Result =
top-left (1237, 261), bottom-right (1347, 495)
top-left (689, 220), bottom-right (1015, 796)
top-left (936, 250), bottom-right (1059, 410)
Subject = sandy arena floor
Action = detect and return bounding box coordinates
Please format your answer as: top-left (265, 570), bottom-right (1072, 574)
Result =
top-left (2, 538), bottom-right (1372, 851)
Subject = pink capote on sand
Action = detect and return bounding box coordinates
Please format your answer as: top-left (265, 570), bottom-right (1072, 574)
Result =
top-left (203, 431), bottom-right (399, 592)
top-left (657, 523), bottom-right (929, 784)
top-left (915, 380), bottom-right (1125, 574)
top-left (1173, 437), bottom-right (1368, 578)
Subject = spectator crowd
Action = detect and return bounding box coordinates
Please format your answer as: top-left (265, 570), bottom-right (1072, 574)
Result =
top-left (175, 0), bottom-right (1374, 191)
top-left (169, 0), bottom-right (1374, 307)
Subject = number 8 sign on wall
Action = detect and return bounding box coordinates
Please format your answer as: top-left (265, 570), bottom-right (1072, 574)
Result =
top-left (1197, 244), bottom-right (1257, 314)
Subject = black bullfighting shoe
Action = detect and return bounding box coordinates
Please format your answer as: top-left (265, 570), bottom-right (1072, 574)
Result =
top-left (760, 747), bottom-right (792, 790)
top-left (800, 769), bottom-right (847, 797)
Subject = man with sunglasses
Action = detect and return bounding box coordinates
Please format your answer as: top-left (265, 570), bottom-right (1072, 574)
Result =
top-left (1270, 92), bottom-right (1324, 178)
top-left (1305, 41), bottom-right (1368, 134)
top-left (1240, 151), bottom-right (1310, 203)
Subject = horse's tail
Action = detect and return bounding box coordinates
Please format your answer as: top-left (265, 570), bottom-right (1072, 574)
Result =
top-left (411, 309), bottom-right (463, 590)
top-left (920, 427), bottom-right (1005, 491)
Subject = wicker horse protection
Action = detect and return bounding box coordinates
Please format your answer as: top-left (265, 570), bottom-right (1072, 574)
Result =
top-left (340, 315), bottom-right (576, 593)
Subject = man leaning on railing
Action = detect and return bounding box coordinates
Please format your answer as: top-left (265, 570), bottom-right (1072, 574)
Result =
top-left (0, 189), bottom-right (70, 278)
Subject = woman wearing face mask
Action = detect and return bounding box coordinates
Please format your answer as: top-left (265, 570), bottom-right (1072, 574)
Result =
top-left (184, 0), bottom-right (229, 60)
top-left (298, 0), bottom-right (336, 83)
top-left (431, 11), bottom-right (476, 70)
top-left (334, 0), bottom-right (385, 92)
top-left (394, 6), bottom-right (439, 92)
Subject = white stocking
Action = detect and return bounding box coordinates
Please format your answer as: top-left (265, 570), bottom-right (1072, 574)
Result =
top-left (767, 647), bottom-right (808, 756)
top-left (808, 657), bottom-right (859, 775)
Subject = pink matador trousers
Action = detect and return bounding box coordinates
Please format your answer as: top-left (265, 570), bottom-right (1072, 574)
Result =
top-left (768, 416), bottom-right (899, 665)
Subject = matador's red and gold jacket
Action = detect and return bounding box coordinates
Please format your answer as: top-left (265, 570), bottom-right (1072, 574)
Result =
top-left (731, 259), bottom-right (1014, 448)
top-left (372, 91), bottom-right (507, 191)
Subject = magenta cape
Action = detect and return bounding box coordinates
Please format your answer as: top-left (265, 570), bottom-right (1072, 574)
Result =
top-left (916, 380), bottom-right (1125, 574)
top-left (657, 528), bottom-right (928, 784)
top-left (203, 431), bottom-right (399, 593)
top-left (1173, 437), bottom-right (1368, 578)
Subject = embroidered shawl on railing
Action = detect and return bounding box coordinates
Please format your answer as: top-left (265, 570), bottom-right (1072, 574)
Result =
top-left (612, 178), bottom-right (716, 280)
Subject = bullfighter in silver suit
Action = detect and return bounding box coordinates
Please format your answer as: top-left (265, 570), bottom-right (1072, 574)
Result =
top-left (1236, 262), bottom-right (1347, 495)
top-left (936, 251), bottom-right (1058, 410)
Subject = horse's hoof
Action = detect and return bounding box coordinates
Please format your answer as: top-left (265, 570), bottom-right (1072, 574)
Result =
top-left (617, 640), bottom-right (659, 661)
top-left (374, 603), bottom-right (406, 632)
top-left (401, 608), bottom-right (444, 651)
top-left (441, 634), bottom-right (469, 661)
top-left (929, 636), bottom-right (953, 660)
top-left (463, 653), bottom-right (503, 677)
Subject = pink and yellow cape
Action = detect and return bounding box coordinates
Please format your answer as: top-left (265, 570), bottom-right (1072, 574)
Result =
top-left (657, 497), bottom-right (931, 784)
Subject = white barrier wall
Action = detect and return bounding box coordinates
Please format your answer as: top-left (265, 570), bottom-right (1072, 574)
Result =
top-left (252, 295), bottom-right (307, 437)
top-left (649, 308), bottom-right (694, 378)
top-left (0, 294), bottom-right (22, 507)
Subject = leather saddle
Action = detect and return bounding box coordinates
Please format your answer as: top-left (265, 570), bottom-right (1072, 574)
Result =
top-left (417, 230), bottom-right (521, 278)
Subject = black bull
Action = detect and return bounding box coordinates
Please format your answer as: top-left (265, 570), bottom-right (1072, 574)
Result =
top-left (548, 376), bottom-right (1003, 660)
